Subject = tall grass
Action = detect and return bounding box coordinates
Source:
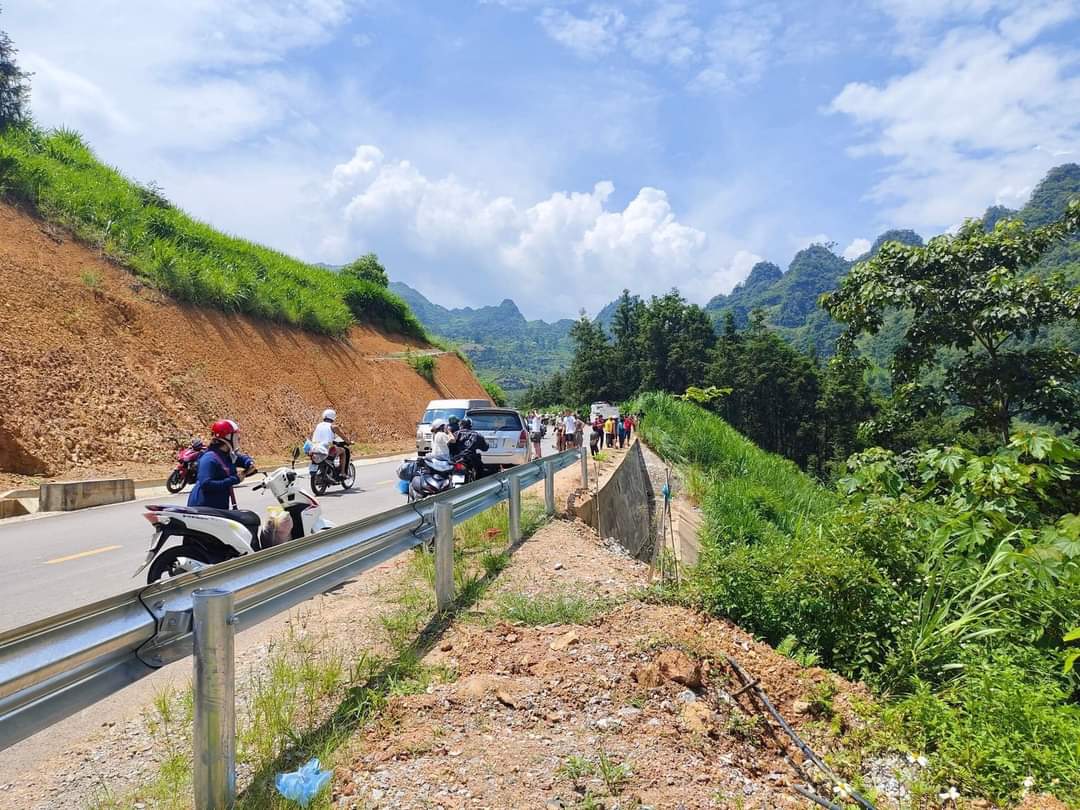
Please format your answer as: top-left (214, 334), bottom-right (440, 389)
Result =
top-left (635, 392), bottom-right (1080, 806)
top-left (0, 125), bottom-right (426, 338)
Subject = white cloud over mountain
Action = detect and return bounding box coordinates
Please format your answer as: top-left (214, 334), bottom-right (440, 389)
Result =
top-left (324, 145), bottom-right (716, 314)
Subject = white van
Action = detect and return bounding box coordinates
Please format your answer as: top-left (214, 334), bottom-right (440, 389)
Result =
top-left (589, 401), bottom-right (621, 423)
top-left (416, 398), bottom-right (492, 455)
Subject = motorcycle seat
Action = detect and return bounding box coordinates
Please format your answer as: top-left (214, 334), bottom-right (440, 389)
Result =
top-left (166, 506), bottom-right (261, 534)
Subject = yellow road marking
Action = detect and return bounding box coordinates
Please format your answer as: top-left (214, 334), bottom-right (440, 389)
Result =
top-left (45, 545), bottom-right (123, 565)
top-left (374, 479), bottom-right (394, 485)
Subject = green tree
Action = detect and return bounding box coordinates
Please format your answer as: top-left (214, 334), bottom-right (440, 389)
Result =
top-left (609, 289), bottom-right (643, 400)
top-left (341, 253), bottom-right (389, 287)
top-left (639, 290), bottom-right (715, 395)
top-left (815, 350), bottom-right (874, 470)
top-left (566, 313), bottom-right (612, 405)
top-left (824, 201), bottom-right (1080, 441)
top-left (0, 10), bottom-right (30, 129)
top-left (707, 311), bottom-right (821, 466)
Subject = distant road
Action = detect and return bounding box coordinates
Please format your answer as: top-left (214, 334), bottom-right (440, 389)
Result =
top-left (0, 433), bottom-right (562, 632)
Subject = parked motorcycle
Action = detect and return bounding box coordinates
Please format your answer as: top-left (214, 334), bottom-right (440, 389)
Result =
top-left (305, 439), bottom-right (356, 496)
top-left (135, 454), bottom-right (332, 583)
top-left (397, 455), bottom-right (455, 501)
top-left (165, 439), bottom-right (206, 494)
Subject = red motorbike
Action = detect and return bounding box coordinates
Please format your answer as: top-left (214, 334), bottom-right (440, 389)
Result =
top-left (166, 439), bottom-right (206, 494)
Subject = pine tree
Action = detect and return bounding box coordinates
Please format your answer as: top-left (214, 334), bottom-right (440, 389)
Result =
top-left (0, 11), bottom-right (30, 129)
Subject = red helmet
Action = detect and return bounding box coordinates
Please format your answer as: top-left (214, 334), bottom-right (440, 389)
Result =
top-left (210, 419), bottom-right (239, 445)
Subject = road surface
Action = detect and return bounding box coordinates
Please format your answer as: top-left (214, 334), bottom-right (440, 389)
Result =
top-left (0, 433), bottom-right (567, 633)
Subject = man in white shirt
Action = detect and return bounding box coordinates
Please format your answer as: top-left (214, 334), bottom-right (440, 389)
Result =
top-left (563, 412), bottom-right (578, 449)
top-left (312, 408), bottom-right (347, 475)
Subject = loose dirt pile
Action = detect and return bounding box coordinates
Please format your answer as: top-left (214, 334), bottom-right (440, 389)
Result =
top-left (336, 519), bottom-right (875, 810)
top-left (0, 203), bottom-right (486, 483)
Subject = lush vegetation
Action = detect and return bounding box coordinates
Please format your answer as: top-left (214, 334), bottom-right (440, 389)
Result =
top-left (521, 289), bottom-right (875, 473)
top-left (825, 200), bottom-right (1080, 443)
top-left (0, 125), bottom-right (426, 338)
top-left (637, 392), bottom-right (1080, 806)
top-left (389, 282), bottom-right (576, 393)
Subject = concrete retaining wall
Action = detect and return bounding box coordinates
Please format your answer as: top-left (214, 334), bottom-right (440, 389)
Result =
top-left (572, 441), bottom-right (655, 560)
top-left (39, 479), bottom-right (135, 512)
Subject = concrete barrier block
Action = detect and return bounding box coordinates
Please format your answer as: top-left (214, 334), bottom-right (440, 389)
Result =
top-left (0, 498), bottom-right (30, 519)
top-left (39, 479), bottom-right (135, 512)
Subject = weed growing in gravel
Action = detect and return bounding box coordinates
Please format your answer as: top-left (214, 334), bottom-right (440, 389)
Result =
top-left (494, 591), bottom-right (603, 626)
top-left (79, 268), bottom-right (101, 289)
top-left (596, 749), bottom-right (633, 794)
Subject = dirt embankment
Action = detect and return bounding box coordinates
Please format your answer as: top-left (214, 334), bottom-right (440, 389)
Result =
top-left (0, 203), bottom-right (487, 482)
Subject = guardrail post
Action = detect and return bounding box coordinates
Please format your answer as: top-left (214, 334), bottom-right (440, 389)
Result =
top-left (579, 447), bottom-right (588, 488)
top-left (508, 475), bottom-right (522, 544)
top-left (192, 588), bottom-right (235, 810)
top-left (434, 502), bottom-right (455, 611)
top-left (544, 459), bottom-right (556, 516)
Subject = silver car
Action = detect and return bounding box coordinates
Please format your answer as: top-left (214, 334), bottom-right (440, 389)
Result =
top-left (466, 407), bottom-right (532, 468)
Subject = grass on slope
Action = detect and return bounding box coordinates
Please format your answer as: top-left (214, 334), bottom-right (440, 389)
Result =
top-left (0, 125), bottom-right (425, 338)
top-left (635, 392), bottom-right (1080, 807)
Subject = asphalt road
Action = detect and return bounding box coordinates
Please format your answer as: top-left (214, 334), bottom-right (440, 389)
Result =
top-left (0, 458), bottom-right (409, 633)
top-left (0, 432), bottom-right (568, 633)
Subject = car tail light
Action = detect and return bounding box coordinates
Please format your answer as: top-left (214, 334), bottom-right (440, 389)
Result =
top-left (454, 462), bottom-right (466, 472)
top-left (518, 429), bottom-right (527, 448)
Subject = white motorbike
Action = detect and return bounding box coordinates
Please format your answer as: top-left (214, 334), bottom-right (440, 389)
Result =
top-left (135, 460), bottom-right (333, 583)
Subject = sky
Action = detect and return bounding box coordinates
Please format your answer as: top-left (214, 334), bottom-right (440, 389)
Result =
top-left (4, 0), bottom-right (1080, 320)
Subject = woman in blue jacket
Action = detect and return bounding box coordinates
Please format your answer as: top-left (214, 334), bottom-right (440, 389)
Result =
top-left (187, 419), bottom-right (250, 509)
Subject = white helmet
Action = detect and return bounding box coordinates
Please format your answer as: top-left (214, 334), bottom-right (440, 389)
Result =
top-left (322, 408), bottom-right (336, 422)
top-left (431, 418), bottom-right (447, 432)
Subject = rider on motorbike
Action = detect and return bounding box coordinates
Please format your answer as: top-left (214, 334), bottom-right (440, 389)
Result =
top-left (188, 419), bottom-right (249, 509)
top-left (312, 408), bottom-right (350, 479)
top-left (451, 417), bottom-right (489, 480)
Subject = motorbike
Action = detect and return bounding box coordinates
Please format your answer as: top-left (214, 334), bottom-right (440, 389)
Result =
top-left (135, 453), bottom-right (333, 583)
top-left (165, 439), bottom-right (206, 494)
top-left (397, 455), bottom-right (455, 501)
top-left (305, 439), bottom-right (356, 496)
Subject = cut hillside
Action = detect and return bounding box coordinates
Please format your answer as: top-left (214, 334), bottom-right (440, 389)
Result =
top-left (0, 202), bottom-right (487, 481)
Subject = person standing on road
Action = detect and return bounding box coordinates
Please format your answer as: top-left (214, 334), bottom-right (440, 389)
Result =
top-left (616, 415), bottom-right (627, 448)
top-left (430, 419), bottom-right (453, 460)
top-left (574, 413), bottom-right (585, 449)
top-left (188, 419), bottom-right (246, 510)
top-left (624, 415), bottom-right (635, 440)
top-left (603, 416), bottom-right (616, 448)
top-left (555, 415), bottom-right (565, 453)
top-left (563, 411), bottom-right (578, 450)
top-left (529, 411), bottom-right (543, 458)
top-left (590, 416), bottom-right (603, 457)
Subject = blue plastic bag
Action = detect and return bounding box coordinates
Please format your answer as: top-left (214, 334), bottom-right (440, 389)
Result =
top-left (397, 479), bottom-right (410, 495)
top-left (275, 758), bottom-right (331, 806)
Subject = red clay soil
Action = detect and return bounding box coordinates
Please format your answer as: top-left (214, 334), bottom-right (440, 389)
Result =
top-left (0, 203), bottom-right (487, 482)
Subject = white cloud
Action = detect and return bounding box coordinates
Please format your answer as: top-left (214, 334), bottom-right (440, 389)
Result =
top-left (830, 25), bottom-right (1080, 229)
top-left (842, 237), bottom-right (871, 259)
top-left (625, 2), bottom-right (701, 67)
top-left (692, 2), bottom-right (781, 91)
top-left (538, 5), bottom-right (626, 59)
top-left (323, 145), bottom-right (720, 316)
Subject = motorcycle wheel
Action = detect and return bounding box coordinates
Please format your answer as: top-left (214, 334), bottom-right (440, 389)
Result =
top-left (165, 469), bottom-right (186, 494)
top-left (310, 468), bottom-right (328, 496)
top-left (146, 544), bottom-right (213, 584)
top-left (341, 462), bottom-right (356, 490)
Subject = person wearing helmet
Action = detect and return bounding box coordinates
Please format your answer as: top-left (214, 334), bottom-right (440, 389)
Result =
top-left (447, 415), bottom-right (461, 436)
top-left (312, 408), bottom-right (350, 479)
top-left (188, 419), bottom-right (248, 509)
top-left (451, 417), bottom-right (489, 480)
top-left (430, 418), bottom-right (453, 460)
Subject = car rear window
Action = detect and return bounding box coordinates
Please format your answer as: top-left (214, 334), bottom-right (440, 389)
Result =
top-left (468, 412), bottom-right (524, 432)
top-left (421, 408), bottom-right (467, 423)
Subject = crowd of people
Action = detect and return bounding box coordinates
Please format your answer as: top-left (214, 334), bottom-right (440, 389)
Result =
top-left (526, 409), bottom-right (637, 459)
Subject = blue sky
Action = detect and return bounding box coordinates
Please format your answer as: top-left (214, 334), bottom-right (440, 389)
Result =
top-left (5, 1), bottom-right (1080, 319)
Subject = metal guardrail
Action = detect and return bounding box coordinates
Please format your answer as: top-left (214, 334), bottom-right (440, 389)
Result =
top-left (0, 449), bottom-right (584, 753)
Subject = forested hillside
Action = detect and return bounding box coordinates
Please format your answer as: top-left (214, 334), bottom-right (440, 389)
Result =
top-left (389, 282), bottom-right (576, 392)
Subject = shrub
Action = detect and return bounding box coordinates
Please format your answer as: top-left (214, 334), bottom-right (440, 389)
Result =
top-left (405, 352), bottom-right (436, 383)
